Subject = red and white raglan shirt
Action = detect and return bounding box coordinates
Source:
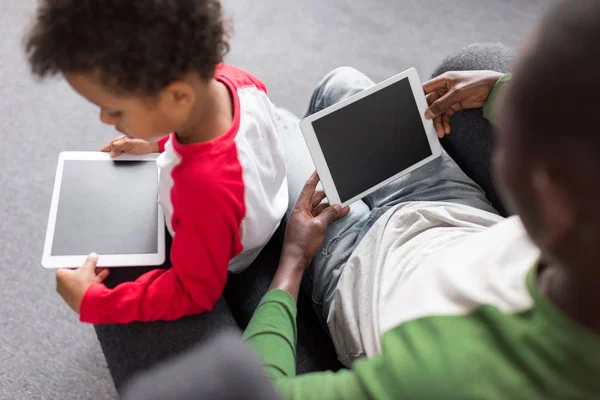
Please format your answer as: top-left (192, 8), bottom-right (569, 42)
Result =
top-left (80, 65), bottom-right (288, 324)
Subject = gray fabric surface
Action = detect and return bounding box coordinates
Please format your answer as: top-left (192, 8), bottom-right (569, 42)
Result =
top-left (0, 0), bottom-right (550, 399)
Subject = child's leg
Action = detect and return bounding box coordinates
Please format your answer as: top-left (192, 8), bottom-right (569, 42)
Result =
top-left (276, 67), bottom-right (379, 322)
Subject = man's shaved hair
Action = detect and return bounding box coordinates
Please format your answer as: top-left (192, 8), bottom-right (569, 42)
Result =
top-left (508, 0), bottom-right (600, 189)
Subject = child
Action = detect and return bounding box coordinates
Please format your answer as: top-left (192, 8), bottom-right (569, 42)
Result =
top-left (25, 0), bottom-right (288, 323)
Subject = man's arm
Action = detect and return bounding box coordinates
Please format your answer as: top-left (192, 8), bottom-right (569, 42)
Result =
top-left (244, 289), bottom-right (373, 400)
top-left (242, 173), bottom-right (374, 399)
top-left (483, 73), bottom-right (512, 123)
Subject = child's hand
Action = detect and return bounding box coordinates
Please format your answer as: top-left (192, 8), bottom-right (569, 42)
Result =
top-left (56, 253), bottom-right (109, 314)
top-left (101, 135), bottom-right (159, 158)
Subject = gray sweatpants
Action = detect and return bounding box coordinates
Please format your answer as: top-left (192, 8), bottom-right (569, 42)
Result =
top-left (276, 43), bottom-right (513, 325)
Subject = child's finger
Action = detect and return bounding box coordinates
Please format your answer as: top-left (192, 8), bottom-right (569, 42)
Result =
top-left (110, 138), bottom-right (129, 158)
top-left (82, 253), bottom-right (99, 272)
top-left (56, 268), bottom-right (73, 281)
top-left (101, 135), bottom-right (126, 152)
top-left (95, 268), bottom-right (110, 282)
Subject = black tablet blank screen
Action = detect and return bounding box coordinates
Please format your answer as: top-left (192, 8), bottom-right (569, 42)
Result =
top-left (312, 77), bottom-right (432, 203)
top-left (51, 160), bottom-right (159, 256)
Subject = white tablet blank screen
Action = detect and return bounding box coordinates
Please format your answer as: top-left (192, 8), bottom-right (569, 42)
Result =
top-left (51, 160), bottom-right (159, 256)
top-left (312, 78), bottom-right (432, 203)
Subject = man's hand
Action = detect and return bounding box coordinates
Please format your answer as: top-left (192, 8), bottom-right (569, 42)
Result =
top-left (56, 253), bottom-right (109, 314)
top-left (282, 172), bottom-right (350, 269)
top-left (423, 70), bottom-right (504, 138)
top-left (101, 135), bottom-right (159, 158)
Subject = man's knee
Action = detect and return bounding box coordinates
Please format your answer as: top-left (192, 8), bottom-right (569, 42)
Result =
top-left (432, 43), bottom-right (515, 78)
top-left (320, 66), bottom-right (369, 87)
top-left (311, 66), bottom-right (374, 111)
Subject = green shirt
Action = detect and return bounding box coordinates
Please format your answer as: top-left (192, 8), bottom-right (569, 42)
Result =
top-left (246, 270), bottom-right (600, 399)
top-left (243, 76), bottom-right (600, 399)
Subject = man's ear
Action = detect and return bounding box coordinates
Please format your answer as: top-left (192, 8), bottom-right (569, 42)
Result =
top-left (531, 166), bottom-right (577, 249)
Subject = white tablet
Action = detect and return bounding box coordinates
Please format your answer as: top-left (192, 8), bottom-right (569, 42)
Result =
top-left (300, 67), bottom-right (442, 207)
top-left (42, 151), bottom-right (165, 269)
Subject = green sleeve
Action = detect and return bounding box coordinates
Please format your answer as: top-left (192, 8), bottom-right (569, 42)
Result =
top-left (244, 289), bottom-right (373, 399)
top-left (483, 73), bottom-right (512, 124)
top-left (243, 289), bottom-right (298, 380)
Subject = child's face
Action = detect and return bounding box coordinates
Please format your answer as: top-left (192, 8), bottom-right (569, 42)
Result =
top-left (64, 72), bottom-right (189, 142)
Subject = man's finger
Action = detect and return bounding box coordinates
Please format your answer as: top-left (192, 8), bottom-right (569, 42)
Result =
top-left (315, 204), bottom-right (342, 225)
top-left (422, 75), bottom-right (449, 94)
top-left (297, 172), bottom-right (320, 208)
top-left (425, 92), bottom-right (441, 107)
top-left (433, 117), bottom-right (445, 138)
top-left (426, 88), bottom-right (461, 119)
top-left (313, 202), bottom-right (330, 216)
top-left (443, 114), bottom-right (452, 135)
top-left (311, 190), bottom-right (327, 208)
top-left (339, 206), bottom-right (350, 218)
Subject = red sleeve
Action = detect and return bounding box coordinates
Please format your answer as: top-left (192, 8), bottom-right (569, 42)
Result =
top-left (157, 134), bottom-right (171, 153)
top-left (79, 185), bottom-right (239, 324)
top-left (216, 64), bottom-right (267, 94)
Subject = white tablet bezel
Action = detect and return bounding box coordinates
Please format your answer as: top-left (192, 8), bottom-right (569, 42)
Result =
top-left (299, 67), bottom-right (442, 207)
top-left (42, 151), bottom-right (166, 269)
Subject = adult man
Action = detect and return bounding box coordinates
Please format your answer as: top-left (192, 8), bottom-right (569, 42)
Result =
top-left (243, 0), bottom-right (600, 398)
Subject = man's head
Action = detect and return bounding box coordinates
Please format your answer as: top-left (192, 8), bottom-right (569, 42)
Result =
top-left (25, 0), bottom-right (230, 140)
top-left (495, 0), bottom-right (600, 274)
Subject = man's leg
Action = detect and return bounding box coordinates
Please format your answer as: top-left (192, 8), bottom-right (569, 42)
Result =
top-left (275, 67), bottom-right (376, 320)
top-left (277, 66), bottom-right (377, 208)
top-left (361, 149), bottom-right (497, 214)
top-left (361, 43), bottom-right (514, 216)
top-left (94, 240), bottom-right (239, 392)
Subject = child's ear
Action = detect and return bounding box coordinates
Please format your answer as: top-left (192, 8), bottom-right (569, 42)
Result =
top-left (163, 81), bottom-right (195, 110)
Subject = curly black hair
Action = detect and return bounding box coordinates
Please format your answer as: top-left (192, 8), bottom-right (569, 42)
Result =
top-left (24, 0), bottom-right (231, 94)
